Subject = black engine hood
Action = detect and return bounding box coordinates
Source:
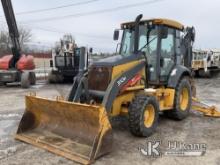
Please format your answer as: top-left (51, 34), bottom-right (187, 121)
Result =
top-left (92, 54), bottom-right (143, 67)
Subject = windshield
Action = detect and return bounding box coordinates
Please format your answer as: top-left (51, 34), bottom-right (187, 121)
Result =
top-left (193, 52), bottom-right (207, 60)
top-left (119, 25), bottom-right (158, 56)
top-left (120, 29), bottom-right (135, 56)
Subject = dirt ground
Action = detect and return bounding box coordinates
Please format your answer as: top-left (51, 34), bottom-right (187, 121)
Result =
top-left (0, 76), bottom-right (220, 165)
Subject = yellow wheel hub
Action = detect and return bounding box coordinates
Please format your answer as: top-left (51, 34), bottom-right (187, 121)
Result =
top-left (144, 105), bottom-right (155, 128)
top-left (179, 87), bottom-right (189, 111)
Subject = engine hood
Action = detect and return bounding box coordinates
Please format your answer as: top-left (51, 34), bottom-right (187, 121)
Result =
top-left (92, 54), bottom-right (143, 67)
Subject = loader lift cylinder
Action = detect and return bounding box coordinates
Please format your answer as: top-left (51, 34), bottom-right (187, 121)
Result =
top-left (68, 47), bottom-right (89, 102)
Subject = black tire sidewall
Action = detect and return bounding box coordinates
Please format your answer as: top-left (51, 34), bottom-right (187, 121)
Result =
top-left (174, 78), bottom-right (192, 119)
top-left (30, 72), bottom-right (36, 85)
top-left (128, 95), bottom-right (159, 137)
top-left (140, 97), bottom-right (159, 137)
top-left (48, 71), bottom-right (56, 83)
top-left (48, 71), bottom-right (63, 83)
top-left (21, 72), bottom-right (30, 88)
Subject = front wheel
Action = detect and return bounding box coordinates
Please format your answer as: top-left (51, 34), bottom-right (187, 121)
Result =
top-left (165, 77), bottom-right (192, 120)
top-left (128, 95), bottom-right (159, 137)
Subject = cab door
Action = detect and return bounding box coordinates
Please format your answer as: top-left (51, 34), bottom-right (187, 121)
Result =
top-left (159, 28), bottom-right (176, 83)
top-left (138, 26), bottom-right (159, 84)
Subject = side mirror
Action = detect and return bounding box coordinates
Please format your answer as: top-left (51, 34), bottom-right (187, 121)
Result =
top-left (113, 29), bottom-right (119, 41)
top-left (191, 26), bottom-right (196, 42)
top-left (160, 58), bottom-right (164, 67)
top-left (89, 48), bottom-right (93, 54)
top-left (159, 26), bottom-right (168, 39)
top-left (50, 60), bottom-right (53, 67)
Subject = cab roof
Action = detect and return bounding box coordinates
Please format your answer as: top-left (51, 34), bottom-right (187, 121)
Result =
top-left (121, 18), bottom-right (184, 31)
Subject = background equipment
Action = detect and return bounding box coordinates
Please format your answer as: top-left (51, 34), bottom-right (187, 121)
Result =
top-left (49, 37), bottom-right (89, 83)
top-left (192, 49), bottom-right (220, 77)
top-left (0, 0), bottom-right (35, 88)
top-left (15, 15), bottom-right (219, 164)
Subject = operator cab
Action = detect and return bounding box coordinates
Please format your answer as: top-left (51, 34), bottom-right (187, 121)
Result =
top-left (114, 18), bottom-right (187, 85)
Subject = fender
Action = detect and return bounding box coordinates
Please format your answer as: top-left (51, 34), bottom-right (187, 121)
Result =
top-left (167, 65), bottom-right (192, 89)
top-left (102, 61), bottom-right (146, 112)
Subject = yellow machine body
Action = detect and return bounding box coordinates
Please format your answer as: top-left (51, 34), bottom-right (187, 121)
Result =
top-left (15, 17), bottom-right (220, 165)
top-left (15, 57), bottom-right (220, 165)
top-left (15, 59), bottom-right (177, 164)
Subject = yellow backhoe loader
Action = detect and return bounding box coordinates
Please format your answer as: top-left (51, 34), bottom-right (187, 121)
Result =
top-left (15, 15), bottom-right (220, 165)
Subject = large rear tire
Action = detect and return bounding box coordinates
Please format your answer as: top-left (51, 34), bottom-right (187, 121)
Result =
top-left (128, 95), bottom-right (159, 137)
top-left (21, 72), bottom-right (31, 88)
top-left (191, 70), bottom-right (196, 77)
top-left (198, 69), bottom-right (211, 78)
top-left (165, 77), bottom-right (192, 120)
top-left (48, 71), bottom-right (63, 83)
top-left (30, 72), bottom-right (36, 85)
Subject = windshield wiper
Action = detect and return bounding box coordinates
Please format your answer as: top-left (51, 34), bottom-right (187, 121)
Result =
top-left (139, 36), bottom-right (157, 52)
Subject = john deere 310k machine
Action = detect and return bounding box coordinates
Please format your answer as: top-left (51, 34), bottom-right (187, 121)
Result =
top-left (15, 15), bottom-right (220, 164)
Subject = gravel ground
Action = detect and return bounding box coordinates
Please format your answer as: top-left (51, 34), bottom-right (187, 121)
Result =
top-left (0, 76), bottom-right (220, 165)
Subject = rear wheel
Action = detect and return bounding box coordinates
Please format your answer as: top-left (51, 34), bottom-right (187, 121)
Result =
top-left (191, 70), bottom-right (196, 77)
top-left (198, 69), bottom-right (211, 78)
top-left (21, 72), bottom-right (31, 88)
top-left (165, 77), bottom-right (192, 120)
top-left (128, 95), bottom-right (159, 137)
top-left (30, 72), bottom-right (36, 85)
top-left (48, 71), bottom-right (63, 83)
top-left (63, 76), bottom-right (74, 83)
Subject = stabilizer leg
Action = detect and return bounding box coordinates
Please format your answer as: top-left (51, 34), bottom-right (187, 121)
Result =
top-left (192, 97), bottom-right (220, 117)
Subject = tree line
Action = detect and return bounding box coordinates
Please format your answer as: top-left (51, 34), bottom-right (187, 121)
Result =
top-left (0, 26), bottom-right (32, 57)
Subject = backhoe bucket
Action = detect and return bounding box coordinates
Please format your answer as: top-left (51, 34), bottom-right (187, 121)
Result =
top-left (15, 96), bottom-right (113, 165)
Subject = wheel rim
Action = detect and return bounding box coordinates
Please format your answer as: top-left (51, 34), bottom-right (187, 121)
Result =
top-left (144, 104), bottom-right (155, 128)
top-left (179, 87), bottom-right (189, 111)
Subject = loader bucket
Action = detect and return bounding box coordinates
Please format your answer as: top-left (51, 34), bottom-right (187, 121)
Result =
top-left (15, 96), bottom-right (113, 165)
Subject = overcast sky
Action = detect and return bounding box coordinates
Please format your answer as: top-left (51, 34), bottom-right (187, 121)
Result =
top-left (0, 0), bottom-right (220, 52)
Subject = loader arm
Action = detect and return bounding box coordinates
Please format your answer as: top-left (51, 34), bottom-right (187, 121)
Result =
top-left (68, 60), bottom-right (146, 112)
top-left (102, 61), bottom-right (145, 112)
top-left (192, 97), bottom-right (220, 117)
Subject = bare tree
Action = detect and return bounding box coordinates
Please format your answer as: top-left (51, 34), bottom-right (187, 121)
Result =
top-left (0, 30), bottom-right (10, 55)
top-left (19, 26), bottom-right (32, 50)
top-left (0, 26), bottom-right (32, 57)
top-left (62, 33), bottom-right (75, 43)
top-left (60, 33), bottom-right (76, 48)
top-left (54, 34), bottom-right (76, 55)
